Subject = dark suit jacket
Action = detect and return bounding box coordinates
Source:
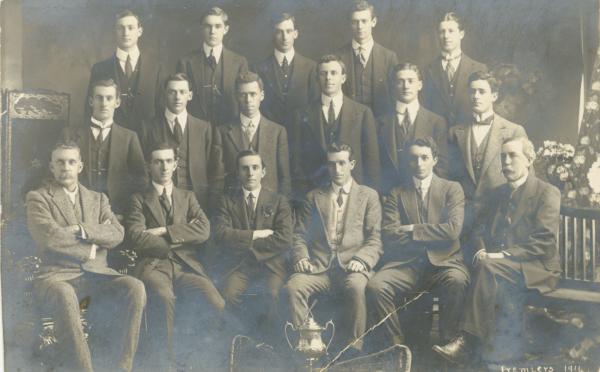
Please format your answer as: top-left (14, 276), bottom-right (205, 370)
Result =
top-left (292, 180), bottom-right (382, 274)
top-left (213, 188), bottom-right (292, 279)
top-left (26, 182), bottom-right (124, 282)
top-left (219, 116), bottom-right (291, 197)
top-left (337, 42), bottom-right (398, 117)
top-left (254, 52), bottom-right (318, 129)
top-left (422, 54), bottom-right (487, 126)
top-left (476, 175), bottom-right (561, 293)
top-left (125, 186), bottom-right (211, 277)
top-left (141, 113), bottom-right (225, 209)
top-left (62, 123), bottom-right (148, 213)
top-left (176, 47), bottom-right (248, 126)
top-left (378, 106), bottom-right (449, 193)
top-left (86, 53), bottom-right (163, 135)
top-left (291, 97), bottom-right (381, 198)
top-left (381, 175), bottom-right (465, 271)
top-left (448, 114), bottom-right (527, 207)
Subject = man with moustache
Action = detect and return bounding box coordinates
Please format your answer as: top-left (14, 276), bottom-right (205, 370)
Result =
top-left (141, 73), bottom-right (224, 211)
top-left (219, 72), bottom-right (290, 196)
top-left (422, 12), bottom-right (487, 127)
top-left (254, 12), bottom-right (318, 129)
top-left (291, 54), bottom-right (380, 199)
top-left (63, 79), bottom-right (147, 215)
top-left (126, 143), bottom-right (224, 370)
top-left (86, 9), bottom-right (162, 135)
top-left (378, 63), bottom-right (449, 193)
top-left (336, 1), bottom-right (398, 118)
top-left (285, 143), bottom-right (382, 359)
top-left (177, 6), bottom-right (248, 126)
top-left (447, 71), bottom-right (527, 261)
top-left (367, 137), bottom-right (467, 348)
top-left (26, 142), bottom-right (146, 372)
top-left (214, 150), bottom-right (292, 341)
top-left (433, 136), bottom-right (561, 363)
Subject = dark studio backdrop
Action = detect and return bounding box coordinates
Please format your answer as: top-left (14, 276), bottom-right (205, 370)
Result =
top-left (2, 0), bottom-right (598, 370)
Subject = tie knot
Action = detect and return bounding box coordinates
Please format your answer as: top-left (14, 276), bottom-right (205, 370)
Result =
top-left (474, 115), bottom-right (493, 126)
top-left (161, 187), bottom-right (168, 197)
top-left (282, 56), bottom-right (288, 65)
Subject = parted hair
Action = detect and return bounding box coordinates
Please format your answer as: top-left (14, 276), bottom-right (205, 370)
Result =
top-left (327, 142), bottom-right (354, 161)
top-left (89, 79), bottom-right (121, 98)
top-left (163, 72), bottom-right (191, 91)
top-left (235, 71), bottom-right (264, 91)
top-left (116, 9), bottom-right (141, 27)
top-left (203, 6), bottom-right (229, 25)
top-left (405, 137), bottom-right (439, 159)
top-left (236, 149), bottom-right (266, 169)
top-left (351, 1), bottom-right (376, 18)
top-left (271, 12), bottom-right (296, 28)
top-left (468, 71), bottom-right (500, 93)
top-left (438, 11), bottom-right (463, 30)
top-left (51, 141), bottom-right (82, 159)
top-left (502, 136), bottom-right (536, 163)
top-left (318, 54), bottom-right (347, 75)
top-left (389, 63), bottom-right (423, 83)
top-left (145, 142), bottom-right (179, 162)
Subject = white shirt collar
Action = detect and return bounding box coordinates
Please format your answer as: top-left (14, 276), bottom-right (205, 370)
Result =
top-left (274, 48), bottom-right (295, 66)
top-left (165, 108), bottom-right (188, 131)
top-left (203, 43), bottom-right (223, 64)
top-left (242, 186), bottom-right (261, 200)
top-left (240, 112), bottom-right (261, 127)
top-left (352, 38), bottom-right (374, 54)
top-left (331, 178), bottom-right (353, 195)
top-left (473, 110), bottom-right (494, 123)
top-left (90, 116), bottom-right (113, 129)
top-left (413, 173), bottom-right (433, 191)
top-left (509, 173), bottom-right (528, 191)
top-left (63, 185), bottom-right (79, 204)
top-left (322, 92), bottom-right (344, 108)
top-left (396, 100), bottom-right (420, 121)
top-left (116, 46), bottom-right (140, 69)
top-left (441, 49), bottom-right (462, 61)
top-left (152, 181), bottom-right (173, 198)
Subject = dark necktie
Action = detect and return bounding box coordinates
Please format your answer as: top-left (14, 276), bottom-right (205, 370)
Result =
top-left (336, 188), bottom-right (344, 208)
top-left (328, 100), bottom-right (336, 125)
top-left (398, 111), bottom-right (411, 139)
top-left (247, 192), bottom-right (256, 221)
top-left (281, 56), bottom-right (290, 92)
top-left (356, 47), bottom-right (367, 66)
top-left (125, 54), bottom-right (133, 79)
top-left (90, 123), bottom-right (110, 141)
top-left (474, 115), bottom-right (494, 126)
top-left (173, 117), bottom-right (184, 144)
top-left (159, 188), bottom-right (172, 220)
top-left (208, 48), bottom-right (217, 69)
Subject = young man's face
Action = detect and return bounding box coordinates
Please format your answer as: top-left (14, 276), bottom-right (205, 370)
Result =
top-left (393, 68), bottom-right (422, 104)
top-left (327, 150), bottom-right (355, 186)
top-left (116, 15), bottom-right (143, 51)
top-left (49, 148), bottom-right (83, 190)
top-left (469, 79), bottom-right (497, 114)
top-left (438, 20), bottom-right (464, 53)
top-left (351, 9), bottom-right (376, 43)
top-left (148, 149), bottom-right (177, 185)
top-left (202, 14), bottom-right (229, 47)
top-left (89, 85), bottom-right (120, 122)
top-left (238, 154), bottom-right (265, 191)
top-left (165, 80), bottom-right (193, 115)
top-left (501, 140), bottom-right (531, 182)
top-left (237, 81), bottom-right (264, 118)
top-left (408, 145), bottom-right (437, 180)
top-left (319, 61), bottom-right (346, 96)
top-left (273, 19), bottom-right (298, 53)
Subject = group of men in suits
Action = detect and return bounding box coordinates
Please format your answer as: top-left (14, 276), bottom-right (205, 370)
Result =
top-left (24, 2), bottom-right (565, 370)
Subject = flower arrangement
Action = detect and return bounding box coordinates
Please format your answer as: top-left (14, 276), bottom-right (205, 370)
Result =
top-left (535, 140), bottom-right (575, 190)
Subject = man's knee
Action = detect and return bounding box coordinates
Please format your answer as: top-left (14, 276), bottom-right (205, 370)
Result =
top-left (118, 276), bottom-right (147, 307)
top-left (366, 276), bottom-right (388, 299)
top-left (442, 269), bottom-right (470, 292)
top-left (44, 281), bottom-right (79, 309)
top-left (343, 274), bottom-right (368, 300)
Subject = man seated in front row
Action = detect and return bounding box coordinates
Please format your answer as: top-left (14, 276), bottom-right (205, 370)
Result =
top-left (214, 150), bottom-right (292, 341)
top-left (367, 137), bottom-right (468, 348)
top-left (433, 136), bottom-right (562, 363)
top-left (285, 142), bottom-right (382, 359)
top-left (125, 143), bottom-right (224, 370)
top-left (26, 141), bottom-right (146, 372)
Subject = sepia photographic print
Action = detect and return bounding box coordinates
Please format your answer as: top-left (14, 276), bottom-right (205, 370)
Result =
top-left (1, 0), bottom-right (600, 371)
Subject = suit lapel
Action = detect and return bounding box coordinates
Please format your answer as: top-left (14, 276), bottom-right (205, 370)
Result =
top-left (426, 175), bottom-right (442, 224)
top-left (235, 190), bottom-right (250, 229)
top-left (257, 118), bottom-right (273, 154)
top-left (267, 56), bottom-right (285, 102)
top-left (254, 190), bottom-right (269, 229)
top-left (399, 183), bottom-right (421, 225)
top-left (107, 125), bottom-right (125, 186)
top-left (306, 102), bottom-right (327, 152)
top-left (479, 119), bottom-right (504, 181)
top-left (510, 176), bottom-right (536, 226)
top-left (337, 99), bottom-right (356, 143)
top-left (452, 56), bottom-right (471, 104)
top-left (339, 182), bottom-right (363, 247)
top-left (412, 109), bottom-right (427, 139)
top-left (455, 126), bottom-right (476, 183)
top-left (227, 121), bottom-right (245, 153)
top-left (430, 57), bottom-right (451, 105)
top-left (79, 185), bottom-right (96, 223)
top-left (49, 184), bottom-right (79, 226)
top-left (222, 48), bottom-right (236, 96)
top-left (313, 188), bottom-right (331, 241)
top-left (81, 126), bottom-right (93, 186)
top-left (171, 187), bottom-right (185, 224)
top-left (382, 115), bottom-right (399, 170)
top-left (288, 54), bottom-right (306, 104)
top-left (144, 188), bottom-right (167, 227)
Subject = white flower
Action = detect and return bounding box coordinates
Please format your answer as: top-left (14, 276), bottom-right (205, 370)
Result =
top-left (547, 164), bottom-right (556, 175)
top-left (566, 190), bottom-right (577, 199)
top-left (592, 81), bottom-right (600, 91)
top-left (574, 154), bottom-right (585, 166)
top-left (559, 172), bottom-right (569, 181)
top-left (581, 136), bottom-right (591, 146)
top-left (586, 101), bottom-right (599, 111)
top-left (588, 159), bottom-right (600, 193)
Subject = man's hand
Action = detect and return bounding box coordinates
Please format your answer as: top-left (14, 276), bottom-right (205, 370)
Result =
top-left (473, 249), bottom-right (505, 265)
top-left (294, 258), bottom-right (314, 273)
top-left (397, 224), bottom-right (414, 233)
top-left (145, 227), bottom-right (167, 236)
top-left (252, 229), bottom-right (274, 240)
top-left (346, 259), bottom-right (366, 273)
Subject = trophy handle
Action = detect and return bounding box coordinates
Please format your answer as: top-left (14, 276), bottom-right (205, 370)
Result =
top-left (324, 320), bottom-right (335, 352)
top-left (284, 322), bottom-right (296, 350)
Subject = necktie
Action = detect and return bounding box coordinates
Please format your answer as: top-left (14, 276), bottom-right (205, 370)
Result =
top-left (357, 47), bottom-right (366, 66)
top-left (173, 117), bottom-right (184, 144)
top-left (444, 55), bottom-right (460, 84)
top-left (125, 54), bottom-right (133, 79)
top-left (398, 111), bottom-right (411, 139)
top-left (281, 56), bottom-right (290, 92)
top-left (336, 188), bottom-right (344, 208)
top-left (208, 48), bottom-right (217, 69)
top-left (416, 184), bottom-right (425, 201)
top-left (247, 192), bottom-right (256, 220)
top-left (245, 121), bottom-right (255, 143)
top-left (90, 123), bottom-right (110, 141)
top-left (160, 187), bottom-right (172, 216)
top-left (328, 100), bottom-right (336, 125)
top-left (474, 115), bottom-right (494, 126)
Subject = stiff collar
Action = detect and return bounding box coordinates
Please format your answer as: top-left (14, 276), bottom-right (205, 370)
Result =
top-left (396, 100), bottom-right (420, 119)
top-left (165, 108), bottom-right (188, 129)
top-left (203, 43), bottom-right (223, 64)
top-left (413, 173), bottom-right (433, 191)
top-left (331, 178), bottom-right (353, 195)
top-left (242, 186), bottom-right (261, 200)
top-left (90, 116), bottom-right (113, 129)
top-left (116, 46), bottom-right (140, 66)
top-left (321, 92), bottom-right (344, 108)
top-left (152, 181), bottom-right (173, 198)
top-left (274, 48), bottom-right (295, 66)
top-left (352, 38), bottom-right (374, 55)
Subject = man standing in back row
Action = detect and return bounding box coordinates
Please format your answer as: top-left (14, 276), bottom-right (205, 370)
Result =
top-left (337, 0), bottom-right (398, 118)
top-left (177, 6), bottom-right (248, 126)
